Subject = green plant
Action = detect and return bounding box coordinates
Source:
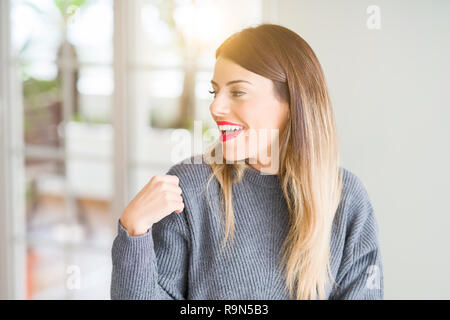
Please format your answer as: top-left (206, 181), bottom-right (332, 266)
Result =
top-left (53, 0), bottom-right (88, 24)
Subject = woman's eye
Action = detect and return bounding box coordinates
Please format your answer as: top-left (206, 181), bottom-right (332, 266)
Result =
top-left (208, 90), bottom-right (245, 98)
top-left (231, 91), bottom-right (245, 97)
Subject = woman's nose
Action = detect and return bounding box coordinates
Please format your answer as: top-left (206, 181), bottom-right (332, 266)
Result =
top-left (209, 98), bottom-right (230, 117)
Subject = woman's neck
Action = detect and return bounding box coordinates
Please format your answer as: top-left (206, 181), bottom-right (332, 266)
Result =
top-left (246, 159), bottom-right (279, 175)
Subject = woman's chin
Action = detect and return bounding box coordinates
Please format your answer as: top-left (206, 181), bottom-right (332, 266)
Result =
top-left (222, 149), bottom-right (247, 163)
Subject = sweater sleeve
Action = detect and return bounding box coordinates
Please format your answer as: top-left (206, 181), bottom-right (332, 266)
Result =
top-left (110, 203), bottom-right (190, 300)
top-left (328, 171), bottom-right (384, 300)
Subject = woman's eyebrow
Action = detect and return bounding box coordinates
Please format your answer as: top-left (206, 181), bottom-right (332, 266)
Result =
top-left (210, 80), bottom-right (253, 87)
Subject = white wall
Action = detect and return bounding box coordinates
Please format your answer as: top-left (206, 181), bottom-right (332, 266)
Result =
top-left (276, 0), bottom-right (450, 299)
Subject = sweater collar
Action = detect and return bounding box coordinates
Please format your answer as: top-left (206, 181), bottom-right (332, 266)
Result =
top-left (243, 165), bottom-right (281, 188)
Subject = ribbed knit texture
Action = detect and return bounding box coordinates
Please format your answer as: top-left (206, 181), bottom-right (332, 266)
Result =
top-left (110, 155), bottom-right (384, 300)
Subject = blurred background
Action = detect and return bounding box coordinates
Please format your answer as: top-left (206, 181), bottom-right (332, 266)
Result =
top-left (0, 0), bottom-right (449, 299)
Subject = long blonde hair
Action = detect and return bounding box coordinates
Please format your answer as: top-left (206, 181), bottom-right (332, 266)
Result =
top-left (202, 24), bottom-right (343, 300)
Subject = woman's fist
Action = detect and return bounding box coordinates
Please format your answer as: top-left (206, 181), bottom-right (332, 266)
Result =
top-left (119, 174), bottom-right (184, 236)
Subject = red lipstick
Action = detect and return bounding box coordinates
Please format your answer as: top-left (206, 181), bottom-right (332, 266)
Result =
top-left (216, 120), bottom-right (246, 142)
top-left (216, 121), bottom-right (244, 126)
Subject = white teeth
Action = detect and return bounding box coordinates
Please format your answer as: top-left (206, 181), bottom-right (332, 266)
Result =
top-left (219, 125), bottom-right (244, 131)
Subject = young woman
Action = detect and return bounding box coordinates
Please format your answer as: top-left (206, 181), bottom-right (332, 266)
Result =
top-left (112, 24), bottom-right (384, 300)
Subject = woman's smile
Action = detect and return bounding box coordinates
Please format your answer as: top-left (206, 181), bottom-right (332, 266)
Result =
top-left (216, 120), bottom-right (246, 142)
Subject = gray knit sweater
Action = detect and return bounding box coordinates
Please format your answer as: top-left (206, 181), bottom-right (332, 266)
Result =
top-left (110, 155), bottom-right (384, 300)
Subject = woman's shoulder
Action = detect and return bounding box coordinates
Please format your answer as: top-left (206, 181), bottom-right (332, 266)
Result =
top-left (339, 166), bottom-right (371, 203)
top-left (337, 166), bottom-right (378, 234)
top-left (164, 154), bottom-right (213, 191)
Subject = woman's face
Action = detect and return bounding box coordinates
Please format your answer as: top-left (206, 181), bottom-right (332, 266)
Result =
top-left (209, 56), bottom-right (289, 173)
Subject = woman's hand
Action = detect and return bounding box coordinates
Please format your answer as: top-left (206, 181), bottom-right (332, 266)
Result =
top-left (119, 174), bottom-right (184, 236)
